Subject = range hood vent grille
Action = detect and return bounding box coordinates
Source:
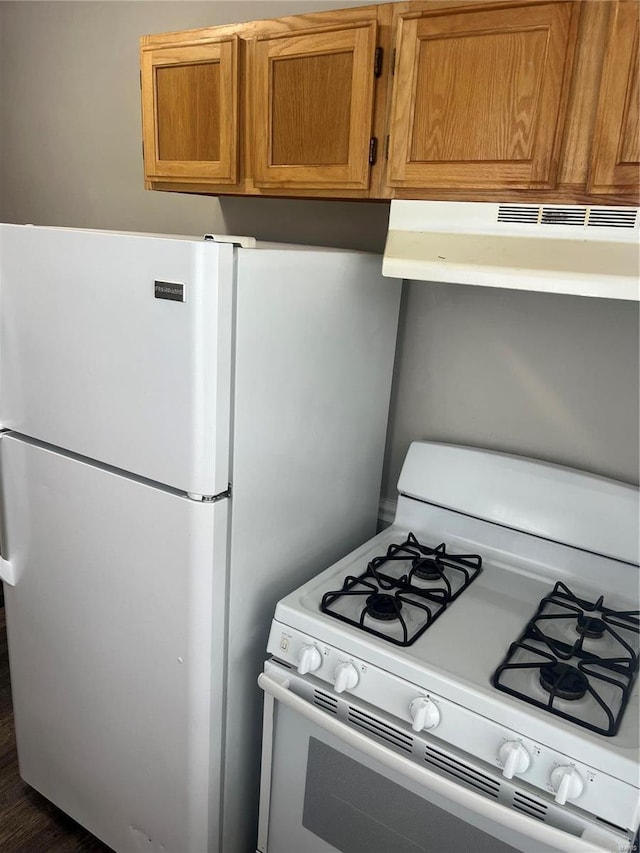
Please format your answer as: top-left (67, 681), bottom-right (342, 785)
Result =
top-left (497, 205), bottom-right (540, 223)
top-left (497, 204), bottom-right (637, 228)
top-left (588, 208), bottom-right (638, 228)
top-left (541, 207), bottom-right (587, 225)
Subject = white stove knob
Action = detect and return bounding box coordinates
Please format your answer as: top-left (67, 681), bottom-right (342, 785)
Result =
top-left (498, 741), bottom-right (531, 779)
top-left (333, 661), bottom-right (359, 694)
top-left (297, 644), bottom-right (322, 675)
top-left (550, 766), bottom-right (584, 805)
top-left (409, 697), bottom-right (440, 731)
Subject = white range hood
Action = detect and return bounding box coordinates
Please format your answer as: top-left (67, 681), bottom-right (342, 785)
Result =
top-left (382, 200), bottom-right (640, 300)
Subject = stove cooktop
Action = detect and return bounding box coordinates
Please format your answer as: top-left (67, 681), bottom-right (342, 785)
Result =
top-left (310, 528), bottom-right (640, 743)
top-left (320, 532), bottom-right (482, 646)
top-left (492, 581), bottom-right (640, 737)
top-left (292, 524), bottom-right (640, 753)
top-left (274, 519), bottom-right (639, 783)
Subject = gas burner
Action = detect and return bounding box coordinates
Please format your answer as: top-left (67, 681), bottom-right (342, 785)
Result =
top-left (411, 558), bottom-right (442, 581)
top-left (320, 574), bottom-right (446, 646)
top-left (539, 662), bottom-right (588, 701)
top-left (365, 593), bottom-right (401, 621)
top-left (576, 615), bottom-right (606, 639)
top-left (493, 582), bottom-right (640, 736)
top-left (320, 533), bottom-right (482, 646)
top-left (368, 532), bottom-right (482, 601)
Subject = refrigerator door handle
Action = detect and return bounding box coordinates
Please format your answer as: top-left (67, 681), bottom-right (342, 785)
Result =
top-left (0, 432), bottom-right (18, 585)
top-left (0, 557), bottom-right (16, 587)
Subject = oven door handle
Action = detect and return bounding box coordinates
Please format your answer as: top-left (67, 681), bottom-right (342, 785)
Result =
top-left (258, 672), bottom-right (616, 853)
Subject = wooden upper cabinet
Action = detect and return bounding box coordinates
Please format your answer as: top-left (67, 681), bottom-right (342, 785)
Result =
top-left (251, 20), bottom-right (378, 189)
top-left (387, 2), bottom-right (580, 190)
top-left (139, 1), bottom-right (637, 204)
top-left (141, 37), bottom-right (239, 184)
top-left (589, 1), bottom-right (640, 195)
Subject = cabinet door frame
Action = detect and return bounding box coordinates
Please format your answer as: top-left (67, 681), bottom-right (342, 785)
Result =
top-left (141, 37), bottom-right (239, 183)
top-left (588, 0), bottom-right (640, 194)
top-left (387, 1), bottom-right (580, 190)
top-left (252, 21), bottom-right (378, 189)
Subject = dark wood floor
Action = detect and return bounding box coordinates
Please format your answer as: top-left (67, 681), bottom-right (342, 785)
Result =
top-left (0, 592), bottom-right (112, 852)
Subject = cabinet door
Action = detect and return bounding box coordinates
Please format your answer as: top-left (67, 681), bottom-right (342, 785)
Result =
top-left (387, 2), bottom-right (579, 190)
top-left (589, 1), bottom-right (640, 195)
top-left (252, 21), bottom-right (378, 189)
top-left (141, 38), bottom-right (239, 183)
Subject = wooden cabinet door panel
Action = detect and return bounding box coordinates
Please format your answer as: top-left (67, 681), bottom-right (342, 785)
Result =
top-left (388, 2), bottom-right (579, 190)
top-left (589, 1), bottom-right (640, 195)
top-left (141, 39), bottom-right (239, 183)
top-left (253, 22), bottom-right (377, 189)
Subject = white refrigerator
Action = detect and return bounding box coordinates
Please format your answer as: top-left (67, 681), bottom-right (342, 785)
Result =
top-left (0, 224), bottom-right (402, 853)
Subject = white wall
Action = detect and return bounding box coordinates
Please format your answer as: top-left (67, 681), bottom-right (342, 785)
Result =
top-left (1, 1), bottom-right (638, 497)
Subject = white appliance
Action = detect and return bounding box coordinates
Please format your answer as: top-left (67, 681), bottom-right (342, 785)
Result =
top-left (382, 200), bottom-right (640, 300)
top-left (0, 223), bottom-right (402, 853)
top-left (258, 441), bottom-right (640, 853)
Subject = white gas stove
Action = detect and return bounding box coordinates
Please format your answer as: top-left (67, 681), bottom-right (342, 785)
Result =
top-left (258, 443), bottom-right (640, 853)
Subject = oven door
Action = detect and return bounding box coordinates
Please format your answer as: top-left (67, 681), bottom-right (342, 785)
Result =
top-left (257, 665), bottom-right (626, 853)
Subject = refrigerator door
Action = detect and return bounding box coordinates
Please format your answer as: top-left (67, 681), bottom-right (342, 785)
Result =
top-left (0, 433), bottom-right (229, 853)
top-left (0, 225), bottom-right (233, 496)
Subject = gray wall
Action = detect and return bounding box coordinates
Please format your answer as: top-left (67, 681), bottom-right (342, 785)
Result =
top-left (384, 282), bottom-right (639, 493)
top-left (1, 1), bottom-right (638, 497)
top-left (0, 6), bottom-right (4, 212)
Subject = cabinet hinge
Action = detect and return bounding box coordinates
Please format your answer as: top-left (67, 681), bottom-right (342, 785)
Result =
top-left (385, 135), bottom-right (390, 160)
top-left (392, 48), bottom-right (396, 76)
top-left (374, 47), bottom-right (383, 78)
top-left (369, 137), bottom-right (378, 166)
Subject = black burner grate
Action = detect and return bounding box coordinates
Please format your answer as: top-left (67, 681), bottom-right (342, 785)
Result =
top-left (492, 582), bottom-right (639, 736)
top-left (320, 533), bottom-right (482, 646)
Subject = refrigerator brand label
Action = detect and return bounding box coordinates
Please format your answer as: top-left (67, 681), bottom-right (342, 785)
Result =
top-left (154, 281), bottom-right (185, 302)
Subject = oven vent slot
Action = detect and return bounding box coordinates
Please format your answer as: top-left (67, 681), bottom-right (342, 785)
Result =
top-left (347, 708), bottom-right (413, 752)
top-left (313, 689), bottom-right (338, 715)
top-left (512, 791), bottom-right (548, 821)
top-left (497, 205), bottom-right (539, 223)
top-left (587, 207), bottom-right (637, 228)
top-left (424, 745), bottom-right (500, 798)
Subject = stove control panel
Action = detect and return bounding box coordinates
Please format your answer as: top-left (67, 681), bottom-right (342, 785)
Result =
top-left (275, 626), bottom-right (368, 694)
top-left (267, 622), bottom-right (639, 831)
